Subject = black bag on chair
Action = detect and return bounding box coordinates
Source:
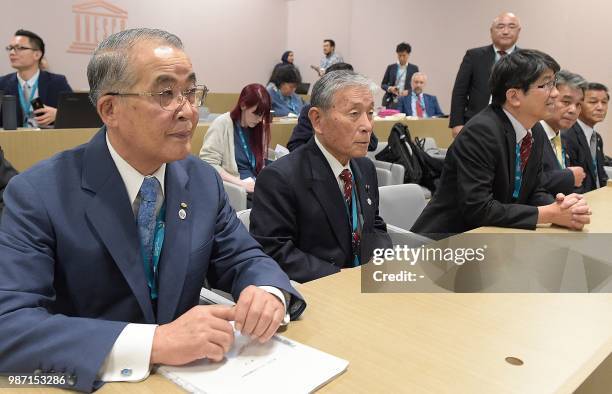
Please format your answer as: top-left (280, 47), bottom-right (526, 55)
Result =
top-left (375, 122), bottom-right (443, 192)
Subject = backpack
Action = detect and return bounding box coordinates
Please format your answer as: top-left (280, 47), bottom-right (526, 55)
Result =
top-left (375, 122), bottom-right (444, 192)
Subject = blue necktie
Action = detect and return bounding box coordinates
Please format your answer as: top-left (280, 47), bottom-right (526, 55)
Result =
top-left (137, 177), bottom-right (160, 298)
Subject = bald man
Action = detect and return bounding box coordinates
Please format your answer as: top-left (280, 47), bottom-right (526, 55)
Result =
top-left (449, 12), bottom-right (521, 137)
top-left (397, 72), bottom-right (444, 118)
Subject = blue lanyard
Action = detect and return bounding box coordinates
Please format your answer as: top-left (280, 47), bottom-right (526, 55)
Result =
top-left (17, 77), bottom-right (39, 123)
top-left (235, 123), bottom-right (256, 170)
top-left (512, 143), bottom-right (522, 200)
top-left (284, 94), bottom-right (297, 114)
top-left (342, 180), bottom-right (360, 267)
top-left (142, 203), bottom-right (165, 300)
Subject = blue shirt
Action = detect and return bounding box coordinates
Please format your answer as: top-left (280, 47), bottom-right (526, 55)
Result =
top-left (267, 86), bottom-right (306, 117)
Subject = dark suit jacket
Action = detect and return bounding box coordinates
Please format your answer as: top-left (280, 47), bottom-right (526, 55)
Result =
top-left (0, 129), bottom-right (305, 392)
top-left (449, 45), bottom-right (497, 128)
top-left (380, 62), bottom-right (419, 107)
top-left (531, 122), bottom-right (575, 196)
top-left (0, 146), bottom-right (18, 218)
top-left (287, 104), bottom-right (378, 152)
top-left (0, 70), bottom-right (72, 126)
top-left (397, 93), bottom-right (444, 117)
top-left (250, 138), bottom-right (392, 283)
top-left (563, 122), bottom-right (608, 193)
top-left (412, 105), bottom-right (553, 239)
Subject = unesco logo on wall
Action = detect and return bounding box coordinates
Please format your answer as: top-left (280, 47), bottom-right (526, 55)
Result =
top-left (67, 0), bottom-right (128, 55)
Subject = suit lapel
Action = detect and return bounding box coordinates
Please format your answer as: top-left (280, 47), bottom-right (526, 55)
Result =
top-left (37, 71), bottom-right (48, 103)
top-left (306, 141), bottom-right (352, 258)
top-left (156, 162), bottom-right (191, 324)
top-left (573, 123), bottom-right (596, 183)
top-left (494, 106), bottom-right (517, 193)
top-left (83, 129), bottom-right (155, 323)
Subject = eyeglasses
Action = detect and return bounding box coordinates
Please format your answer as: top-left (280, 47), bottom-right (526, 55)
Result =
top-left (535, 78), bottom-right (557, 91)
top-left (493, 24), bottom-right (519, 31)
top-left (5, 45), bottom-right (37, 53)
top-left (105, 85), bottom-right (208, 110)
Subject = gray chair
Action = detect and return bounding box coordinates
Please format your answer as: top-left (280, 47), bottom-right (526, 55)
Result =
top-left (236, 209), bottom-right (251, 230)
top-left (376, 167), bottom-right (393, 187)
top-left (378, 184), bottom-right (427, 231)
top-left (223, 181), bottom-right (247, 212)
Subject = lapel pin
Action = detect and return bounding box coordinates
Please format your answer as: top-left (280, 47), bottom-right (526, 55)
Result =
top-left (180, 202), bottom-right (188, 208)
top-left (365, 184), bottom-right (370, 192)
top-left (179, 209), bottom-right (187, 220)
top-left (367, 198), bottom-right (372, 206)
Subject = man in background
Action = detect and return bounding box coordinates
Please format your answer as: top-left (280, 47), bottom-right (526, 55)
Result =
top-left (0, 29), bottom-right (72, 127)
top-left (397, 72), bottom-right (444, 118)
top-left (380, 42), bottom-right (419, 109)
top-left (317, 39), bottom-right (344, 76)
top-left (449, 12), bottom-right (521, 137)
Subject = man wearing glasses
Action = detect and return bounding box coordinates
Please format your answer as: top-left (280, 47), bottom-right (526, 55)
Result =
top-left (0, 29), bottom-right (72, 127)
top-left (0, 28), bottom-right (305, 392)
top-left (412, 49), bottom-right (591, 240)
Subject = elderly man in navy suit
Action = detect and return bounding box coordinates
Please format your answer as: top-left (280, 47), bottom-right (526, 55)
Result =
top-left (0, 29), bottom-right (72, 127)
top-left (397, 72), bottom-right (444, 118)
top-left (0, 28), bottom-right (305, 392)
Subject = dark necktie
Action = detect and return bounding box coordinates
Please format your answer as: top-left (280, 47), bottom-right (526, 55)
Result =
top-left (137, 177), bottom-right (161, 299)
top-left (339, 169), bottom-right (360, 266)
top-left (520, 134), bottom-right (532, 172)
top-left (589, 132), bottom-right (600, 188)
top-left (497, 50), bottom-right (507, 57)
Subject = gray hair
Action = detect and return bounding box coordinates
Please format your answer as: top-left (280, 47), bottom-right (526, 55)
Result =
top-left (555, 69), bottom-right (588, 93)
top-left (311, 71), bottom-right (372, 111)
top-left (87, 28), bottom-right (183, 105)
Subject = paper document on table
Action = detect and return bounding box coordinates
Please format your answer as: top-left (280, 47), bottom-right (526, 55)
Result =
top-left (158, 329), bottom-right (348, 394)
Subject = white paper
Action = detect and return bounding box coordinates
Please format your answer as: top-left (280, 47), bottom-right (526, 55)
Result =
top-left (159, 330), bottom-right (348, 394)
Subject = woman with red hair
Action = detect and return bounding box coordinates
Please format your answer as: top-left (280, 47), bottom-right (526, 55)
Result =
top-left (199, 84), bottom-right (271, 194)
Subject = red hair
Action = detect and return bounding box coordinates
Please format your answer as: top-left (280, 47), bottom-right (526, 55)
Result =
top-left (229, 84), bottom-right (271, 174)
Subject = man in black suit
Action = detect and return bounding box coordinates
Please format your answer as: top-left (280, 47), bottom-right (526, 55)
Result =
top-left (563, 82), bottom-right (609, 192)
top-left (0, 146), bottom-right (18, 218)
top-left (0, 29), bottom-right (72, 127)
top-left (412, 49), bottom-right (591, 240)
top-left (449, 12), bottom-right (521, 137)
top-left (380, 42), bottom-right (419, 109)
top-left (532, 70), bottom-right (586, 195)
top-left (250, 71), bottom-right (392, 283)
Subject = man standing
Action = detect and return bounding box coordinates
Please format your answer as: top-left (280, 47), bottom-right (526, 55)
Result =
top-left (563, 83), bottom-right (609, 192)
top-left (250, 71), bottom-right (392, 283)
top-left (380, 42), bottom-right (419, 109)
top-left (317, 39), bottom-right (343, 76)
top-left (0, 29), bottom-right (305, 392)
top-left (532, 70), bottom-right (586, 195)
top-left (412, 49), bottom-right (591, 240)
top-left (397, 72), bottom-right (444, 118)
top-left (0, 29), bottom-right (72, 127)
top-left (449, 12), bottom-right (521, 137)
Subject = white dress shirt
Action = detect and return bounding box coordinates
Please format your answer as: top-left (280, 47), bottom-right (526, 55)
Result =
top-left (16, 69), bottom-right (40, 127)
top-left (540, 120), bottom-right (558, 150)
top-left (577, 119), bottom-right (595, 147)
top-left (98, 134), bottom-right (288, 382)
top-left (503, 108), bottom-right (531, 144)
top-left (314, 135), bottom-right (352, 193)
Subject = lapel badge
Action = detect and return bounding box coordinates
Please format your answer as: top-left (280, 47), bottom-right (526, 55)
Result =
top-left (180, 202), bottom-right (188, 208)
top-left (179, 209), bottom-right (187, 220)
top-left (367, 198), bottom-right (372, 206)
top-left (365, 184), bottom-right (370, 192)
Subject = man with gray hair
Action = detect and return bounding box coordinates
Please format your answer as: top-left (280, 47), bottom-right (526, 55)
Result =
top-left (0, 28), bottom-right (304, 392)
top-left (532, 70), bottom-right (587, 195)
top-left (250, 71), bottom-right (392, 283)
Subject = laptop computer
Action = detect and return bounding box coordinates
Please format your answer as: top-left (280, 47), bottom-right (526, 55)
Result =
top-left (296, 82), bottom-right (310, 95)
top-left (54, 92), bottom-right (103, 129)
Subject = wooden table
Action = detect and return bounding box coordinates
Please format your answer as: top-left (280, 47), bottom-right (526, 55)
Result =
top-left (0, 118), bottom-right (451, 172)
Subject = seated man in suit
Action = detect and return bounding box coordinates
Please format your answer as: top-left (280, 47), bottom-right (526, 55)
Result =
top-left (0, 146), bottom-right (18, 217)
top-left (563, 82), bottom-right (609, 192)
top-left (397, 72), bottom-right (444, 118)
top-left (412, 49), bottom-right (591, 240)
top-left (0, 29), bottom-right (72, 127)
top-left (250, 71), bottom-right (392, 283)
top-left (450, 12), bottom-right (521, 137)
top-left (532, 70), bottom-right (586, 195)
top-left (287, 62), bottom-right (377, 152)
top-left (380, 42), bottom-right (419, 109)
top-left (0, 28), bottom-right (305, 392)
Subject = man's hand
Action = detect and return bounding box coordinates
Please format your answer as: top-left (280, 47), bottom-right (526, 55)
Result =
top-left (538, 193), bottom-right (591, 230)
top-left (387, 86), bottom-right (399, 95)
top-left (150, 305), bottom-right (235, 365)
top-left (33, 106), bottom-right (58, 126)
top-left (568, 166), bottom-right (586, 187)
top-left (452, 125), bottom-right (463, 138)
top-left (234, 285), bottom-right (285, 343)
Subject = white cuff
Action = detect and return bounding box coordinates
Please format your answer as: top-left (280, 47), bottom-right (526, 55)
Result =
top-left (97, 323), bottom-right (157, 382)
top-left (258, 285), bottom-right (291, 325)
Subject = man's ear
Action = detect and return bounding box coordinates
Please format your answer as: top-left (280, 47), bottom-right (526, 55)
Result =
top-left (97, 95), bottom-right (119, 128)
top-left (308, 106), bottom-right (324, 136)
top-left (505, 88), bottom-right (522, 109)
